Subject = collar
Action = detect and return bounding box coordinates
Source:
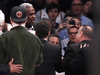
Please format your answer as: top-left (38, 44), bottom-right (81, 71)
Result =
top-left (25, 23), bottom-right (34, 30)
top-left (11, 26), bottom-right (27, 31)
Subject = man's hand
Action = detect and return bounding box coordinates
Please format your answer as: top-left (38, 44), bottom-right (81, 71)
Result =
top-left (8, 58), bottom-right (23, 73)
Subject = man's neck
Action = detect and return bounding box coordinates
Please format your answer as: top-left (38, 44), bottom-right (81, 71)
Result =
top-left (76, 13), bottom-right (82, 19)
top-left (79, 38), bottom-right (92, 42)
top-left (12, 23), bottom-right (25, 28)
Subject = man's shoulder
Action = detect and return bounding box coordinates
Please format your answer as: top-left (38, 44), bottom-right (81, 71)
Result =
top-left (81, 14), bottom-right (92, 22)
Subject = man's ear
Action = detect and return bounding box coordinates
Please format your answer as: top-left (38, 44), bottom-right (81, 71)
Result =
top-left (80, 32), bottom-right (83, 38)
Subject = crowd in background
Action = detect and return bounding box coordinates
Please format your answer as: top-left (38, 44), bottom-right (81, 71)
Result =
top-left (0, 0), bottom-right (100, 75)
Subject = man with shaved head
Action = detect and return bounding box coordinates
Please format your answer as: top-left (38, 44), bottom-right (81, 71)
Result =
top-left (63, 25), bottom-right (93, 75)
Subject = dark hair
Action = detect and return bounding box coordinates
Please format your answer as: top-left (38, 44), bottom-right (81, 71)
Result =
top-left (68, 26), bottom-right (79, 35)
top-left (41, 18), bottom-right (55, 34)
top-left (35, 20), bottom-right (50, 38)
top-left (2, 23), bottom-right (8, 33)
top-left (71, 17), bottom-right (81, 21)
top-left (64, 12), bottom-right (77, 18)
top-left (80, 25), bottom-right (93, 39)
top-left (46, 2), bottom-right (60, 14)
top-left (83, 0), bottom-right (93, 5)
top-left (2, 23), bottom-right (12, 33)
top-left (47, 33), bottom-right (60, 41)
top-left (47, 33), bottom-right (61, 46)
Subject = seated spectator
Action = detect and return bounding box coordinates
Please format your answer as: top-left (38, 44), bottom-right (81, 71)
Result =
top-left (71, 17), bottom-right (82, 28)
top-left (82, 0), bottom-right (93, 19)
top-left (46, 3), bottom-right (60, 30)
top-left (35, 0), bottom-right (65, 24)
top-left (32, 0), bottom-right (46, 12)
top-left (71, 0), bottom-right (94, 28)
top-left (57, 13), bottom-right (76, 35)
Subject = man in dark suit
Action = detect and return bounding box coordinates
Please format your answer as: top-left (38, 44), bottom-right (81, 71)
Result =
top-left (34, 20), bottom-right (62, 75)
top-left (63, 25), bottom-right (93, 75)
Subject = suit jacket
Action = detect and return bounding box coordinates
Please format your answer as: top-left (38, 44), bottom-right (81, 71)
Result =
top-left (0, 64), bottom-right (10, 75)
top-left (0, 26), bottom-right (43, 75)
top-left (35, 39), bottom-right (62, 75)
top-left (63, 40), bottom-right (92, 75)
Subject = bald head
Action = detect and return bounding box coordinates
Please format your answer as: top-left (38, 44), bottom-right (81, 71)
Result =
top-left (79, 25), bottom-right (93, 39)
top-left (75, 25), bottom-right (93, 42)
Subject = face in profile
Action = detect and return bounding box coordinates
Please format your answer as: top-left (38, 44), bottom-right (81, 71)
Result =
top-left (48, 8), bottom-right (59, 21)
top-left (71, 0), bottom-right (83, 15)
top-left (75, 27), bottom-right (82, 42)
top-left (68, 27), bottom-right (78, 42)
top-left (26, 7), bottom-right (36, 25)
top-left (46, 0), bottom-right (58, 4)
top-left (84, 1), bottom-right (93, 13)
top-left (49, 36), bottom-right (59, 45)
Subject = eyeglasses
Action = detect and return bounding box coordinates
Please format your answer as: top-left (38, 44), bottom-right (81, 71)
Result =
top-left (68, 32), bottom-right (78, 35)
top-left (72, 4), bottom-right (82, 6)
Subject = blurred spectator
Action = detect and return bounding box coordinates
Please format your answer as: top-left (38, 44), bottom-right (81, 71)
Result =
top-left (71, 17), bottom-right (82, 28)
top-left (71, 0), bottom-right (93, 28)
top-left (48, 33), bottom-right (60, 45)
top-left (2, 23), bottom-right (12, 33)
top-left (0, 10), bottom-right (5, 35)
top-left (35, 0), bottom-right (65, 24)
top-left (82, 0), bottom-right (93, 19)
top-left (32, 0), bottom-right (46, 12)
top-left (46, 3), bottom-right (60, 30)
top-left (67, 26), bottom-right (79, 45)
top-left (57, 13), bottom-right (76, 56)
top-left (41, 18), bottom-right (56, 34)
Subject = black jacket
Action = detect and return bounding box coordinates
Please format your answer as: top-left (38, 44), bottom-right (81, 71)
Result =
top-left (63, 40), bottom-right (92, 75)
top-left (0, 64), bottom-right (10, 75)
top-left (35, 39), bottom-right (62, 75)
